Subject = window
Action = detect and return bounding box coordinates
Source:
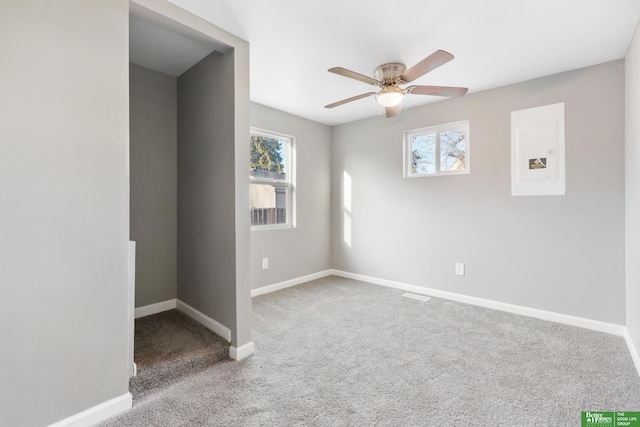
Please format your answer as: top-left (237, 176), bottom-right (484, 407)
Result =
top-left (403, 121), bottom-right (470, 177)
top-left (250, 128), bottom-right (295, 229)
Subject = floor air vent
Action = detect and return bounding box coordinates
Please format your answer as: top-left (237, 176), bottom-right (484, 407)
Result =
top-left (402, 293), bottom-right (431, 302)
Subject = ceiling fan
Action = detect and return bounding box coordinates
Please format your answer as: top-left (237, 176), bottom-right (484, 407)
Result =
top-left (324, 50), bottom-right (468, 118)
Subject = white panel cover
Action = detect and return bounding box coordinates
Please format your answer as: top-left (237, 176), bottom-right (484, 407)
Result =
top-left (511, 103), bottom-right (565, 196)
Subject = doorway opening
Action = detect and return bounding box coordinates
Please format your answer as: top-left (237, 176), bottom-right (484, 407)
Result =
top-left (127, 0), bottom-right (252, 399)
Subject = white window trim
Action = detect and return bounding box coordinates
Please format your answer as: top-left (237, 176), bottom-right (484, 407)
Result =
top-left (403, 120), bottom-right (470, 178)
top-left (250, 127), bottom-right (296, 231)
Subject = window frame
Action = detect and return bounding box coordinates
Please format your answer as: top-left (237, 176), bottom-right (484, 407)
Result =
top-left (250, 127), bottom-right (296, 231)
top-left (403, 120), bottom-right (470, 178)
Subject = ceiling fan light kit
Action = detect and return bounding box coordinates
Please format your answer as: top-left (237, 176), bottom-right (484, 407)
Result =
top-left (376, 86), bottom-right (405, 107)
top-left (325, 50), bottom-right (468, 118)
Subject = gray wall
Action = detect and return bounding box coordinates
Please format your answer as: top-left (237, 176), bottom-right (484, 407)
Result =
top-left (130, 63), bottom-right (178, 307)
top-left (626, 24), bottom-right (640, 351)
top-left (331, 60), bottom-right (626, 325)
top-left (0, 1), bottom-right (130, 426)
top-left (177, 51), bottom-right (240, 338)
top-left (250, 103), bottom-right (332, 289)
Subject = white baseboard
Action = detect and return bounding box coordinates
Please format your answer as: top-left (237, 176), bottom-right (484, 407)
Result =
top-left (624, 328), bottom-right (640, 377)
top-left (176, 300), bottom-right (232, 342)
top-left (330, 269), bottom-right (626, 337)
top-left (251, 269), bottom-right (333, 297)
top-left (230, 341), bottom-right (255, 361)
top-left (134, 299), bottom-right (177, 319)
top-left (250, 268), bottom-right (626, 337)
top-left (133, 298), bottom-right (233, 351)
top-left (48, 392), bottom-right (132, 427)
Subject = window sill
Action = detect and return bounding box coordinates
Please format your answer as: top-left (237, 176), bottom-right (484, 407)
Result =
top-left (251, 224), bottom-right (295, 232)
top-left (404, 169), bottom-right (470, 178)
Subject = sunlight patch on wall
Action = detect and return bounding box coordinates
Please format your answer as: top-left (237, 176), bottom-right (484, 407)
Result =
top-left (344, 171), bottom-right (352, 212)
top-left (343, 171), bottom-right (352, 247)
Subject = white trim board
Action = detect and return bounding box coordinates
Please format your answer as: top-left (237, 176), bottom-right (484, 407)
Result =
top-left (251, 269), bottom-right (626, 337)
top-left (625, 328), bottom-right (640, 378)
top-left (251, 270), bottom-right (333, 297)
top-left (128, 241), bottom-right (136, 377)
top-left (134, 299), bottom-right (176, 319)
top-left (176, 300), bottom-right (232, 342)
top-left (48, 393), bottom-right (132, 427)
top-left (330, 269), bottom-right (625, 336)
top-left (175, 301), bottom-right (253, 359)
top-left (138, 299), bottom-right (252, 360)
top-left (230, 341), bottom-right (256, 360)
top-left (135, 298), bottom-right (231, 343)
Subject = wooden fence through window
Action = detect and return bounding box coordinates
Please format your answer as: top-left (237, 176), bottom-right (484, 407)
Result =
top-left (251, 208), bottom-right (286, 226)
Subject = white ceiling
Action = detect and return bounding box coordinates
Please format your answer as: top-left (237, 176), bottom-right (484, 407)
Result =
top-left (130, 3), bottom-right (231, 76)
top-left (152, 0), bottom-right (640, 126)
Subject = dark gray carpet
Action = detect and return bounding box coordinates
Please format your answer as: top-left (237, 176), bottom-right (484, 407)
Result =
top-left (129, 310), bottom-right (230, 400)
top-left (102, 276), bottom-right (640, 426)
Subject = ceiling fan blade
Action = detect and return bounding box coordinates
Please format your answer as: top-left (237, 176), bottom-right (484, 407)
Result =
top-left (400, 50), bottom-right (454, 83)
top-left (328, 67), bottom-right (380, 86)
top-left (407, 85), bottom-right (468, 97)
top-left (325, 92), bottom-right (376, 109)
top-left (385, 105), bottom-right (402, 118)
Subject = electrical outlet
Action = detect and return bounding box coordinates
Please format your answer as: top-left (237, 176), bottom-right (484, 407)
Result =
top-left (262, 258), bottom-right (269, 270)
top-left (455, 263), bottom-right (465, 276)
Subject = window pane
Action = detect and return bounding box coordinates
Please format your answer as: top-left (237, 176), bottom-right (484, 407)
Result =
top-left (440, 129), bottom-right (466, 171)
top-left (250, 183), bottom-right (288, 226)
top-left (250, 135), bottom-right (287, 181)
top-left (411, 133), bottom-right (436, 175)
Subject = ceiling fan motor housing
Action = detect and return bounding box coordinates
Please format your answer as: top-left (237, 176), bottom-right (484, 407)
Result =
top-left (374, 63), bottom-right (407, 85)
